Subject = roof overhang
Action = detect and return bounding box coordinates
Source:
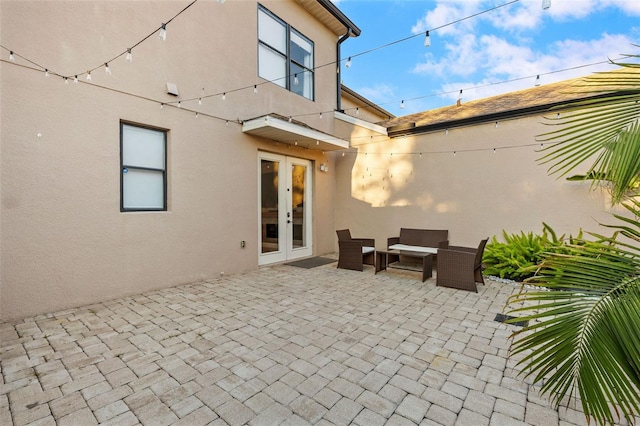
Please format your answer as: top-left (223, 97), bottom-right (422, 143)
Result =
top-left (242, 115), bottom-right (349, 151)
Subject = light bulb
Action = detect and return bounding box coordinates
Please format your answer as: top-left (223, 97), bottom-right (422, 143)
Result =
top-left (541, 0), bottom-right (551, 10)
top-left (105, 63), bottom-right (111, 75)
top-left (64, 77), bottom-right (69, 85)
top-left (198, 98), bottom-right (202, 105)
top-left (45, 69), bottom-right (49, 77)
top-left (319, 112), bottom-right (323, 119)
top-left (222, 93), bottom-right (226, 100)
top-left (160, 103), bottom-right (164, 109)
top-left (424, 31), bottom-right (431, 47)
top-left (293, 74), bottom-right (299, 85)
top-left (195, 112), bottom-right (199, 118)
top-left (458, 89), bottom-right (462, 101)
top-left (159, 23), bottom-right (167, 41)
top-left (400, 100), bottom-right (405, 109)
top-left (535, 75), bottom-right (540, 86)
top-left (86, 72), bottom-right (92, 81)
top-left (253, 85), bottom-right (257, 93)
top-left (355, 107), bottom-right (359, 116)
top-left (345, 57), bottom-right (352, 68)
top-left (74, 75), bottom-right (78, 84)
top-left (178, 101), bottom-right (181, 108)
top-left (126, 49), bottom-right (133, 62)
top-left (9, 51), bottom-right (15, 61)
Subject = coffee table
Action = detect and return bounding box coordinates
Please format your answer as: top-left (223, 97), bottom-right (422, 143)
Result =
top-left (375, 249), bottom-right (434, 282)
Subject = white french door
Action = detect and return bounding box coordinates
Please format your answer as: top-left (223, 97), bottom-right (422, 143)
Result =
top-left (258, 152), bottom-right (313, 265)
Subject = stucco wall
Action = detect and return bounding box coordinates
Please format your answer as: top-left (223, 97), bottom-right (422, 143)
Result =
top-left (335, 115), bottom-right (627, 250)
top-left (1, 0), bottom-right (341, 320)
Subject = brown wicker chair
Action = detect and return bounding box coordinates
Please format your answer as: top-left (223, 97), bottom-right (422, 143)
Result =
top-left (336, 229), bottom-right (375, 271)
top-left (436, 238), bottom-right (488, 292)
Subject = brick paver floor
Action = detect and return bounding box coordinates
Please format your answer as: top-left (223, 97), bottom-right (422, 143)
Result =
top-left (1, 259), bottom-right (636, 425)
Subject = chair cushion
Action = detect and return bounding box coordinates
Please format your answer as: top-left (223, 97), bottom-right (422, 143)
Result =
top-left (362, 246), bottom-right (375, 254)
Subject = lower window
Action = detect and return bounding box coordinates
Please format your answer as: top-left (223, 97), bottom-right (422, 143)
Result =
top-left (120, 122), bottom-right (167, 211)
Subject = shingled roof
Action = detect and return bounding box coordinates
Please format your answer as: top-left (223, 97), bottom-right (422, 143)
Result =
top-left (381, 67), bottom-right (640, 137)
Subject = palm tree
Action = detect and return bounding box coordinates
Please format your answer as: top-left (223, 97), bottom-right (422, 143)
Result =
top-left (506, 56), bottom-right (640, 425)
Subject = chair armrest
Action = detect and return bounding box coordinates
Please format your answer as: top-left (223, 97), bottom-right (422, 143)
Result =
top-left (447, 245), bottom-right (476, 254)
top-left (387, 237), bottom-right (399, 248)
top-left (438, 240), bottom-right (449, 249)
top-left (352, 238), bottom-right (375, 247)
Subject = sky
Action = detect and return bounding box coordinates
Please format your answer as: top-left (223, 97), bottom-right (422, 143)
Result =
top-left (333, 0), bottom-right (640, 117)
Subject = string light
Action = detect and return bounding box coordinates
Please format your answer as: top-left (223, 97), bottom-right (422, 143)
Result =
top-left (222, 92), bottom-right (226, 100)
top-left (253, 85), bottom-right (257, 93)
top-left (355, 107), bottom-right (360, 116)
top-left (424, 31), bottom-right (431, 47)
top-left (104, 63), bottom-right (112, 75)
top-left (44, 69), bottom-right (49, 77)
top-left (64, 77), bottom-right (69, 85)
top-left (74, 75), bottom-right (78, 84)
top-left (535, 75), bottom-right (540, 86)
top-left (542, 0), bottom-right (551, 10)
top-left (400, 100), bottom-right (405, 109)
top-left (9, 51), bottom-right (14, 61)
top-left (86, 71), bottom-right (91, 81)
top-left (294, 74), bottom-right (299, 85)
top-left (345, 57), bottom-right (352, 68)
top-left (457, 89), bottom-right (463, 102)
top-left (159, 23), bottom-right (167, 41)
top-left (126, 49), bottom-right (133, 62)
top-left (198, 98), bottom-right (202, 105)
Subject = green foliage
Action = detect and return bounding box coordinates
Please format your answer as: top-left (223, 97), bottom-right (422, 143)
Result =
top-left (482, 222), bottom-right (580, 281)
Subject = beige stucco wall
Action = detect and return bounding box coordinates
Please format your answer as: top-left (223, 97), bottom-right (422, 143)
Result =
top-left (335, 115), bottom-right (628, 250)
top-left (1, 0), bottom-right (344, 320)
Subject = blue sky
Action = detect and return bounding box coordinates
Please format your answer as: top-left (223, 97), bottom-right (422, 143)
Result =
top-left (334, 0), bottom-right (640, 117)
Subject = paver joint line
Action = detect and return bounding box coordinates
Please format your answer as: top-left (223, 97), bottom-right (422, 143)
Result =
top-left (2, 263), bottom-right (634, 425)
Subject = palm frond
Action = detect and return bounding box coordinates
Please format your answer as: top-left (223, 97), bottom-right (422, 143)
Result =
top-left (507, 239), bottom-right (640, 425)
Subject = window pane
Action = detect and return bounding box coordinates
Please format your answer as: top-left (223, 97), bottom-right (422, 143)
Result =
top-left (259, 45), bottom-right (286, 88)
top-left (123, 169), bottom-right (164, 209)
top-left (290, 63), bottom-right (312, 99)
top-left (122, 125), bottom-right (165, 170)
top-left (258, 9), bottom-right (286, 53)
top-left (290, 31), bottom-right (313, 69)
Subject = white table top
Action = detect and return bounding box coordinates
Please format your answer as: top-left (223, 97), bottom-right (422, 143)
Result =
top-left (388, 244), bottom-right (438, 254)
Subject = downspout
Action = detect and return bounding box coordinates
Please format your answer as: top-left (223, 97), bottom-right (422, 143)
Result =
top-left (336, 28), bottom-right (352, 113)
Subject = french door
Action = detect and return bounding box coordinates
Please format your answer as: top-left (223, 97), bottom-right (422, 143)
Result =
top-left (259, 153), bottom-right (313, 265)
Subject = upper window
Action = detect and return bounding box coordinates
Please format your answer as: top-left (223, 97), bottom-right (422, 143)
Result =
top-left (258, 5), bottom-right (314, 100)
top-left (120, 123), bottom-right (167, 212)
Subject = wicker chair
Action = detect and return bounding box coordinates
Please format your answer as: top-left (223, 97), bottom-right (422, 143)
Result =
top-left (336, 229), bottom-right (375, 271)
top-left (436, 238), bottom-right (488, 292)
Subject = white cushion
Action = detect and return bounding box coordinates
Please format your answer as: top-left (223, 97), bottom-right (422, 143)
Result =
top-left (362, 246), bottom-right (375, 254)
top-left (388, 244), bottom-right (437, 254)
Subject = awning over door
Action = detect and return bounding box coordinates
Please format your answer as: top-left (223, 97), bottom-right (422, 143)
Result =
top-left (242, 114), bottom-right (349, 151)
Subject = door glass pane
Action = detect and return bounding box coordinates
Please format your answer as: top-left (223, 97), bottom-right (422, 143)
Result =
top-left (291, 164), bottom-right (306, 249)
top-left (261, 159), bottom-right (279, 254)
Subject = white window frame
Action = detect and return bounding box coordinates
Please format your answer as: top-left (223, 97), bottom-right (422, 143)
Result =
top-left (120, 122), bottom-right (167, 212)
top-left (258, 5), bottom-right (314, 100)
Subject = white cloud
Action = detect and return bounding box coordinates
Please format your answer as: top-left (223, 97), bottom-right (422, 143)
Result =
top-left (415, 31), bottom-right (634, 105)
top-left (355, 84), bottom-right (396, 103)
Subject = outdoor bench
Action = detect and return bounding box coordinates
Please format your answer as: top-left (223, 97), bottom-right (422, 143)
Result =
top-left (375, 228), bottom-right (449, 281)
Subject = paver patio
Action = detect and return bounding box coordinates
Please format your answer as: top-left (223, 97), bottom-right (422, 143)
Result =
top-left (0, 259), bottom-right (635, 425)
